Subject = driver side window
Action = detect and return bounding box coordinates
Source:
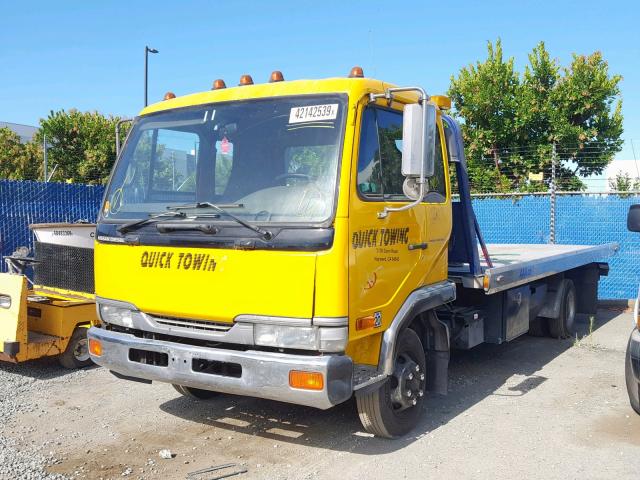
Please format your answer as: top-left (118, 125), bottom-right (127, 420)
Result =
top-left (357, 106), bottom-right (447, 203)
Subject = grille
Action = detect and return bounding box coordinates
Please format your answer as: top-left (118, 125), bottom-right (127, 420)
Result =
top-left (153, 316), bottom-right (232, 332)
top-left (33, 241), bottom-right (94, 294)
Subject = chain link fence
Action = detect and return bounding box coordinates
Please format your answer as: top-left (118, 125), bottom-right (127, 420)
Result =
top-left (472, 192), bottom-right (640, 299)
top-left (0, 180), bottom-right (104, 269)
top-left (0, 180), bottom-right (638, 299)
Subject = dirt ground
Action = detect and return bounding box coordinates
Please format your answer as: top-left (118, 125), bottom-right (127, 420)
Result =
top-left (3, 308), bottom-right (640, 480)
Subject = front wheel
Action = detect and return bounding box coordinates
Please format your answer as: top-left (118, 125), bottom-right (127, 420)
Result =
top-left (356, 328), bottom-right (426, 438)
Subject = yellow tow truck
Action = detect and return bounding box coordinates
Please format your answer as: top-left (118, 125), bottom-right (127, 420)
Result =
top-left (0, 223), bottom-right (98, 368)
top-left (88, 68), bottom-right (616, 437)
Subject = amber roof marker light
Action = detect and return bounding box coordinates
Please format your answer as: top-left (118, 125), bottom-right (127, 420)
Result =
top-left (163, 92), bottom-right (176, 100)
top-left (269, 70), bottom-right (284, 82)
top-left (212, 79), bottom-right (227, 90)
top-left (348, 66), bottom-right (364, 78)
top-left (239, 74), bottom-right (254, 86)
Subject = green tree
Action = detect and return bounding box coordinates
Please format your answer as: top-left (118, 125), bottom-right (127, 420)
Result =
top-left (609, 170), bottom-right (640, 193)
top-left (449, 40), bottom-right (623, 193)
top-left (34, 110), bottom-right (129, 184)
top-left (0, 127), bottom-right (41, 180)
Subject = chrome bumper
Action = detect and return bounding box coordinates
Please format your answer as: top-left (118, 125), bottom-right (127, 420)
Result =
top-left (88, 326), bottom-right (353, 409)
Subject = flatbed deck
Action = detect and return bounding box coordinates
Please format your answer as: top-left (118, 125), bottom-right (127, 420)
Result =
top-left (448, 243), bottom-right (618, 294)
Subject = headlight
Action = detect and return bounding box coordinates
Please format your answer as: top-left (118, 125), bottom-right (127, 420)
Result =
top-left (0, 295), bottom-right (11, 309)
top-left (98, 303), bottom-right (137, 328)
top-left (253, 324), bottom-right (348, 352)
top-left (254, 324), bottom-right (317, 350)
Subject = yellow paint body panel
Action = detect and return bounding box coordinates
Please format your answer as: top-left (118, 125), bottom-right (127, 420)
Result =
top-left (99, 77), bottom-right (452, 366)
top-left (0, 274), bottom-right (28, 347)
top-left (95, 243), bottom-right (317, 321)
top-left (0, 272), bottom-right (98, 363)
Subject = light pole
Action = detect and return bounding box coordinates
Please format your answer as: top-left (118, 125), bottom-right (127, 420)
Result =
top-left (144, 46), bottom-right (159, 107)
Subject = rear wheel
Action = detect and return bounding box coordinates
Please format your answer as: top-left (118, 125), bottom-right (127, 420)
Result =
top-left (172, 384), bottom-right (219, 400)
top-left (625, 333), bottom-right (640, 415)
top-left (548, 280), bottom-right (576, 339)
top-left (59, 327), bottom-right (93, 369)
top-left (356, 328), bottom-right (426, 438)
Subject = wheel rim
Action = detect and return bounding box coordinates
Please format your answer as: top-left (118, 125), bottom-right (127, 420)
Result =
top-left (565, 288), bottom-right (576, 333)
top-left (73, 338), bottom-right (90, 362)
top-left (389, 352), bottom-right (425, 412)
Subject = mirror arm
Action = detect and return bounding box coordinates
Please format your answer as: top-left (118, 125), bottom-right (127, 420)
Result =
top-left (370, 87), bottom-right (430, 220)
top-left (377, 182), bottom-right (426, 219)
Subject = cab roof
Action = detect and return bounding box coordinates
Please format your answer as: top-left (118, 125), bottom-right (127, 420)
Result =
top-left (140, 77), bottom-right (405, 116)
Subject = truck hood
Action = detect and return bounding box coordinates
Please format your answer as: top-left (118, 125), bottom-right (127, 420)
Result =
top-left (94, 243), bottom-right (317, 322)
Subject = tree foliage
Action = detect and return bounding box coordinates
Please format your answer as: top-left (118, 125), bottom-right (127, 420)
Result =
top-left (609, 170), bottom-right (640, 193)
top-left (0, 127), bottom-right (42, 180)
top-left (34, 110), bottom-right (129, 184)
top-left (449, 40), bottom-right (623, 192)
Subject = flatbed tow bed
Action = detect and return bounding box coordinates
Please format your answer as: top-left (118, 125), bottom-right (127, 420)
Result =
top-left (449, 243), bottom-right (619, 294)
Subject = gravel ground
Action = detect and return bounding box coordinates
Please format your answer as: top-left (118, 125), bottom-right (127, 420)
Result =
top-left (0, 359), bottom-right (92, 480)
top-left (2, 308), bottom-right (640, 480)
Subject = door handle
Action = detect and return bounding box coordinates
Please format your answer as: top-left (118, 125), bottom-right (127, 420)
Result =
top-left (408, 242), bottom-right (428, 251)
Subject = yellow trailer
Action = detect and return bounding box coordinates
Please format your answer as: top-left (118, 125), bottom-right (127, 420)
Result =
top-left (0, 223), bottom-right (99, 368)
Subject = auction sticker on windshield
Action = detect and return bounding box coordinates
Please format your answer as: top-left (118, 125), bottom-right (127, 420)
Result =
top-left (289, 104), bottom-right (339, 124)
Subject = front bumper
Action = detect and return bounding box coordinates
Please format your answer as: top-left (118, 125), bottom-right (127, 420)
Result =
top-left (628, 328), bottom-right (640, 382)
top-left (88, 326), bottom-right (353, 409)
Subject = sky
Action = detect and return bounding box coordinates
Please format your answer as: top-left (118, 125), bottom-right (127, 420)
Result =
top-left (1, 0), bottom-right (639, 174)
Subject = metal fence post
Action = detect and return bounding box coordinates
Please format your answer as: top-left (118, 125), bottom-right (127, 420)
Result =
top-left (550, 142), bottom-right (556, 244)
top-left (43, 134), bottom-right (48, 183)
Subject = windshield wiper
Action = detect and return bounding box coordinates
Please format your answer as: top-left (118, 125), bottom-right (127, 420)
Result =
top-left (168, 202), bottom-right (273, 240)
top-left (117, 211), bottom-right (187, 234)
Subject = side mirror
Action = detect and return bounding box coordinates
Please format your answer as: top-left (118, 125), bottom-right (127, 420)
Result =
top-left (628, 204), bottom-right (640, 232)
top-left (402, 102), bottom-right (436, 180)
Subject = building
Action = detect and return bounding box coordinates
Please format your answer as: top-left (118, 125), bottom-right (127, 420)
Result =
top-left (0, 121), bottom-right (37, 144)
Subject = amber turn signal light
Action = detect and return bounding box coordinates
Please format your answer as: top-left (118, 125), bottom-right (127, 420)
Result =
top-left (269, 70), bottom-right (284, 82)
top-left (239, 74), bottom-right (254, 86)
top-left (89, 338), bottom-right (103, 357)
top-left (212, 79), bottom-right (226, 90)
top-left (355, 315), bottom-right (376, 331)
top-left (163, 91), bottom-right (176, 100)
top-left (289, 370), bottom-right (324, 390)
top-left (348, 66), bottom-right (364, 78)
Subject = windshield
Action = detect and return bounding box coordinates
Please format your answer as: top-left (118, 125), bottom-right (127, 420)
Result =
top-left (103, 95), bottom-right (346, 225)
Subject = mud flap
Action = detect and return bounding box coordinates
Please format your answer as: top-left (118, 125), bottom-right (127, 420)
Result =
top-left (0, 273), bottom-right (28, 360)
top-left (425, 312), bottom-right (450, 395)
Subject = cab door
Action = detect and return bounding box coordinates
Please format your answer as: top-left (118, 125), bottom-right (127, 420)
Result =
top-left (347, 102), bottom-right (452, 364)
top-left (347, 102), bottom-right (429, 363)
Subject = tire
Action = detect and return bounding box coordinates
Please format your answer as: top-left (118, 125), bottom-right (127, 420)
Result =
top-left (356, 328), bottom-right (426, 438)
top-left (59, 327), bottom-right (93, 369)
top-left (625, 333), bottom-right (640, 415)
top-left (528, 317), bottom-right (549, 337)
top-left (548, 280), bottom-right (577, 339)
top-left (172, 384), bottom-right (219, 400)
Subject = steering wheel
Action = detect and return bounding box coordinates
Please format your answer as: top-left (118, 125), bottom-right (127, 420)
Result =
top-left (274, 173), bottom-right (313, 185)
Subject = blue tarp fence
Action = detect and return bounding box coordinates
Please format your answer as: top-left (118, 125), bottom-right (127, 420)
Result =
top-left (0, 180), bottom-right (638, 299)
top-left (0, 180), bottom-right (104, 267)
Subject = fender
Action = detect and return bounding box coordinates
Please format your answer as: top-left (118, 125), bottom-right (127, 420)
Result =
top-left (378, 280), bottom-right (456, 375)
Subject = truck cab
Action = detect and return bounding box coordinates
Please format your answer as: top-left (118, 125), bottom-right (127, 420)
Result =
top-left (88, 69), bottom-right (615, 438)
